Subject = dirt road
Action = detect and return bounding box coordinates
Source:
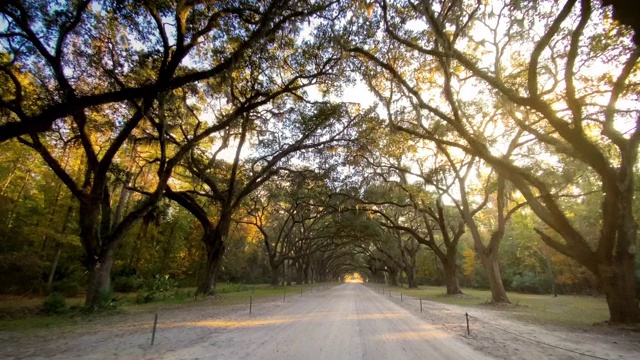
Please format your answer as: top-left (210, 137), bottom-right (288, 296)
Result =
top-left (3, 283), bottom-right (640, 359)
top-left (150, 283), bottom-right (491, 360)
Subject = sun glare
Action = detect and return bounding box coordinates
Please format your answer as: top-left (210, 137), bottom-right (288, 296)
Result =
top-left (344, 273), bottom-right (364, 283)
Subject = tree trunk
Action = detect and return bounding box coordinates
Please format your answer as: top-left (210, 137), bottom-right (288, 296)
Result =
top-left (196, 213), bottom-right (231, 296)
top-left (405, 264), bottom-right (418, 289)
top-left (295, 260), bottom-right (304, 284)
top-left (6, 171), bottom-right (30, 229)
top-left (159, 221), bottom-right (178, 275)
top-left (433, 251), bottom-right (442, 285)
top-left (387, 266), bottom-right (399, 286)
top-left (310, 264), bottom-right (316, 283)
top-left (442, 256), bottom-right (462, 295)
top-left (0, 160), bottom-right (19, 197)
top-left (597, 256), bottom-right (640, 324)
top-left (41, 184), bottom-right (63, 254)
top-left (480, 249), bottom-right (510, 303)
top-left (286, 261), bottom-right (292, 286)
top-left (542, 252), bottom-right (557, 297)
top-left (271, 263), bottom-right (280, 286)
top-left (197, 239), bottom-right (226, 296)
top-left (303, 257), bottom-right (310, 284)
top-left (112, 172), bottom-right (133, 227)
top-left (597, 170), bottom-right (639, 323)
top-left (47, 203), bottom-right (73, 292)
top-left (46, 244), bottom-right (62, 291)
top-left (85, 247), bottom-right (116, 307)
top-left (128, 224), bottom-right (145, 269)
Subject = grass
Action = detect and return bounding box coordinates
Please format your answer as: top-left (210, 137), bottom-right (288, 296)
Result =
top-left (0, 282), bottom-right (336, 332)
top-left (371, 284), bottom-right (610, 327)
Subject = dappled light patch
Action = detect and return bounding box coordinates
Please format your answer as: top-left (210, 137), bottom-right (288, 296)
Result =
top-left (373, 326), bottom-right (450, 341)
top-left (186, 316), bottom-right (296, 329)
top-left (345, 313), bottom-right (404, 320)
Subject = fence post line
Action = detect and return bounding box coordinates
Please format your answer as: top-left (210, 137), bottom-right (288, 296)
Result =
top-left (151, 313), bottom-right (158, 346)
top-left (466, 313), bottom-right (470, 335)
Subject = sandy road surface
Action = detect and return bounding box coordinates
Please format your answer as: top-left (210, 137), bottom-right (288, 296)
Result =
top-left (3, 284), bottom-right (640, 360)
top-left (156, 283), bottom-right (491, 360)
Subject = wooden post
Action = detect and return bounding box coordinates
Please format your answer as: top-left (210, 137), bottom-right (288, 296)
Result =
top-left (420, 298), bottom-right (423, 313)
top-left (401, 293), bottom-right (403, 302)
top-left (283, 289), bottom-right (286, 302)
top-left (250, 296), bottom-right (252, 314)
top-left (466, 313), bottom-right (470, 335)
top-left (151, 313), bottom-right (158, 346)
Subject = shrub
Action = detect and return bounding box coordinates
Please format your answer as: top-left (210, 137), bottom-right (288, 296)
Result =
top-left (112, 276), bottom-right (143, 293)
top-left (133, 275), bottom-right (180, 304)
top-left (510, 272), bottom-right (550, 294)
top-left (52, 280), bottom-right (81, 297)
top-left (143, 275), bottom-right (178, 293)
top-left (42, 293), bottom-right (67, 315)
top-left (234, 283), bottom-right (249, 292)
top-left (135, 291), bottom-right (156, 304)
top-left (0, 251), bottom-right (45, 295)
top-left (172, 289), bottom-right (185, 299)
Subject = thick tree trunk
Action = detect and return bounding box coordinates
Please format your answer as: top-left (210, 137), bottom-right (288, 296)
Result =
top-left (598, 171), bottom-right (640, 323)
top-left (405, 264), bottom-right (418, 288)
top-left (387, 266), bottom-right (399, 286)
top-left (597, 256), bottom-right (640, 324)
top-left (442, 256), bottom-right (462, 295)
top-left (85, 248), bottom-right (116, 307)
top-left (196, 213), bottom-right (232, 296)
top-left (271, 263), bottom-right (280, 286)
top-left (480, 249), bottom-right (510, 303)
top-left (197, 239), bottom-right (225, 296)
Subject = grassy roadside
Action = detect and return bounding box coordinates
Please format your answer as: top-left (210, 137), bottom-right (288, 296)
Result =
top-left (367, 284), bottom-right (610, 327)
top-left (0, 283), bottom-right (336, 332)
